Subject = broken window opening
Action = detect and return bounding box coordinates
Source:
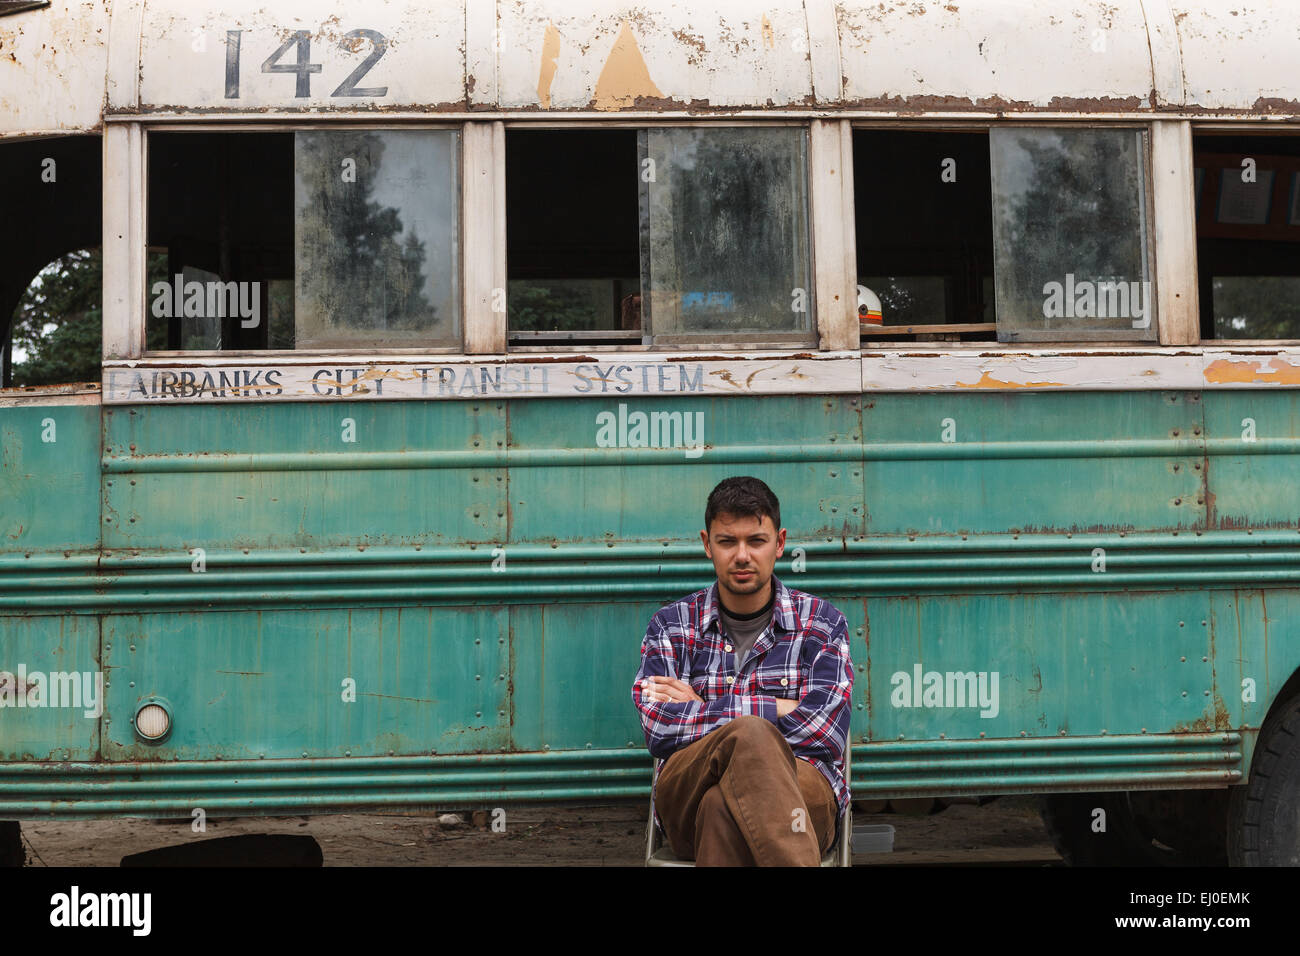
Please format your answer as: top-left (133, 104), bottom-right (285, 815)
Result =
top-left (1, 135), bottom-right (102, 391)
top-left (1194, 133), bottom-right (1300, 341)
top-left (853, 129), bottom-right (997, 345)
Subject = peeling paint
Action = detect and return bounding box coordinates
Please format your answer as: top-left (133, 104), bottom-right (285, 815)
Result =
top-left (590, 20), bottom-right (662, 110)
top-left (536, 20), bottom-right (560, 109)
top-left (1203, 357), bottom-right (1300, 386)
top-left (953, 371), bottom-right (1068, 390)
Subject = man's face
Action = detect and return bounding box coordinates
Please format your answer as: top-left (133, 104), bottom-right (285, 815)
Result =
top-left (700, 511), bottom-right (786, 600)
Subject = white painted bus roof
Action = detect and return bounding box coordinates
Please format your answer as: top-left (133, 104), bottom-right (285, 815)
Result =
top-left (2, 0), bottom-right (1299, 138)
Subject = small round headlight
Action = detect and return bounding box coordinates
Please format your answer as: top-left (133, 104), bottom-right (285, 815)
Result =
top-left (133, 699), bottom-right (172, 742)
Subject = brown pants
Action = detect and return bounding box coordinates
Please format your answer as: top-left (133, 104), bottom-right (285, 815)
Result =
top-left (655, 715), bottom-right (837, 866)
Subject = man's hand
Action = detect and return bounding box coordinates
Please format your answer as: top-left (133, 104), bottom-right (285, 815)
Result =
top-left (644, 676), bottom-right (704, 704)
top-left (775, 697), bottom-right (799, 717)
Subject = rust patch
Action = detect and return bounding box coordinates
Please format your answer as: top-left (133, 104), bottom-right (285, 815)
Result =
top-left (537, 21), bottom-right (560, 109)
top-left (1213, 692), bottom-right (1231, 731)
top-left (709, 369), bottom-right (744, 390)
top-left (837, 92), bottom-right (1146, 114)
top-left (1251, 96), bottom-right (1300, 114)
top-left (1204, 356), bottom-right (1300, 385)
top-left (671, 27), bottom-right (707, 66)
top-left (952, 371), bottom-right (1067, 389)
top-left (760, 14), bottom-right (775, 49)
top-left (591, 20), bottom-right (663, 110)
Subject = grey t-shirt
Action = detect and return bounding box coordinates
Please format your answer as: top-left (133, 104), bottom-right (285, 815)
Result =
top-left (720, 597), bottom-right (776, 673)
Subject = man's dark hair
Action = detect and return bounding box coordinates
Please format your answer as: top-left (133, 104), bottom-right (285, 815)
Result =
top-left (704, 476), bottom-right (781, 535)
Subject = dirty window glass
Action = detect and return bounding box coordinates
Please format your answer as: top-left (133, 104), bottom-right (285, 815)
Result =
top-left (989, 128), bottom-right (1155, 341)
top-left (295, 130), bottom-right (460, 349)
top-left (639, 128), bottom-right (813, 343)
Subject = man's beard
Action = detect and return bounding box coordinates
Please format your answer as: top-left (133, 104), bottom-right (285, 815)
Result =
top-left (721, 569), bottom-right (766, 597)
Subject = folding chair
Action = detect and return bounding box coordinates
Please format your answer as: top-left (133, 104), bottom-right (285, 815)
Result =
top-left (644, 757), bottom-right (853, 867)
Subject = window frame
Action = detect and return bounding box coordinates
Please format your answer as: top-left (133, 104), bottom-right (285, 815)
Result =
top-left (107, 119), bottom-right (473, 362)
top-left (105, 116), bottom-right (1296, 367)
top-left (1188, 123), bottom-right (1300, 345)
top-left (848, 118), bottom-right (1194, 349)
top-left (105, 116), bottom-right (859, 364)
top-left (498, 117), bottom-right (855, 354)
top-left (988, 123), bottom-right (1158, 344)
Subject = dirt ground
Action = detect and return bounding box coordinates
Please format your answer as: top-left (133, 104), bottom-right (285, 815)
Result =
top-left (13, 795), bottom-right (1061, 866)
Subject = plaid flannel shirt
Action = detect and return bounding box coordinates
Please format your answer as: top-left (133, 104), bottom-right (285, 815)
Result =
top-left (631, 575), bottom-right (853, 815)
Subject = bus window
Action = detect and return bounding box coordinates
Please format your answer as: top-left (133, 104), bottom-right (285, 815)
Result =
top-left (853, 130), bottom-right (996, 343)
top-left (0, 136), bottom-right (102, 390)
top-left (989, 127), bottom-right (1155, 342)
top-left (146, 130), bottom-right (460, 353)
top-left (1193, 134), bottom-right (1300, 340)
top-left (506, 126), bottom-right (814, 349)
top-left (506, 130), bottom-right (641, 347)
top-left (639, 127), bottom-right (813, 345)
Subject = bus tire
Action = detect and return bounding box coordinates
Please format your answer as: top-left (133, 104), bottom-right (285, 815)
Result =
top-left (0, 822), bottom-right (22, 867)
top-left (1039, 791), bottom-right (1225, 866)
top-left (1228, 691), bottom-right (1300, 866)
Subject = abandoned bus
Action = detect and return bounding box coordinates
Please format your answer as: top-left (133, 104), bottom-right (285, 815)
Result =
top-left (2, 0), bottom-right (1300, 866)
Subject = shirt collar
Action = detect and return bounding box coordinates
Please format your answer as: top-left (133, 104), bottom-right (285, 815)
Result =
top-left (702, 574), bottom-right (796, 635)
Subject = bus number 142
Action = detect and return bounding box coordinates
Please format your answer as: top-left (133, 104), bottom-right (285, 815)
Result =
top-left (224, 28), bottom-right (389, 100)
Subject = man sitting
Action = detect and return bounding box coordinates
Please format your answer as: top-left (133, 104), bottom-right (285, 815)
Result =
top-left (632, 475), bottom-right (853, 865)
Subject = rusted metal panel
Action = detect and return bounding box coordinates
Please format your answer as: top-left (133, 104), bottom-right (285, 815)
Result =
top-left (0, 614), bottom-right (101, 762)
top-left (862, 390), bottom-right (1209, 534)
top-left (866, 590), bottom-right (1217, 740)
top-left (0, 401), bottom-right (101, 553)
top-left (9, 0), bottom-right (1300, 133)
top-left (10, 0), bottom-right (1300, 133)
top-left (99, 400), bottom-right (507, 552)
top-left (1173, 0), bottom-right (1300, 113)
top-left (132, 0), bottom-right (465, 114)
top-left (0, 0), bottom-right (108, 137)
top-left (10, 386), bottom-right (1300, 812)
top-left (100, 607), bottom-right (511, 761)
top-left (836, 0), bottom-right (1156, 112)
top-left (503, 394), bottom-right (863, 543)
top-left (496, 0), bottom-right (816, 110)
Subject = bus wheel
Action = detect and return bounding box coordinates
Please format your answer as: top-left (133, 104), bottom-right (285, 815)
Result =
top-left (1228, 691), bottom-right (1300, 866)
top-left (0, 822), bottom-right (23, 867)
top-left (1040, 790), bottom-right (1227, 866)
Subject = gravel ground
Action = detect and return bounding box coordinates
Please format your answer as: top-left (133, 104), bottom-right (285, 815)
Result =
top-left (12, 795), bottom-right (1061, 866)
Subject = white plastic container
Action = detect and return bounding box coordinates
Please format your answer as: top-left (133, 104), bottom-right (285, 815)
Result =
top-left (852, 823), bottom-right (896, 854)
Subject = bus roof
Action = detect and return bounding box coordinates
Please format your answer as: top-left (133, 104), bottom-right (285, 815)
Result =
top-left (3, 0), bottom-right (1299, 138)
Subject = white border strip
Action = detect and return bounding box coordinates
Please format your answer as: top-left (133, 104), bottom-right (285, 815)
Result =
top-left (95, 348), bottom-right (1300, 403)
top-left (101, 354), bottom-right (861, 403)
top-left (862, 348), bottom-right (1300, 391)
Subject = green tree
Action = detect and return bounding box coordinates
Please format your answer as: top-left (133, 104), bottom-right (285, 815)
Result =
top-left (11, 248), bottom-right (170, 387)
top-left (10, 249), bottom-right (102, 387)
